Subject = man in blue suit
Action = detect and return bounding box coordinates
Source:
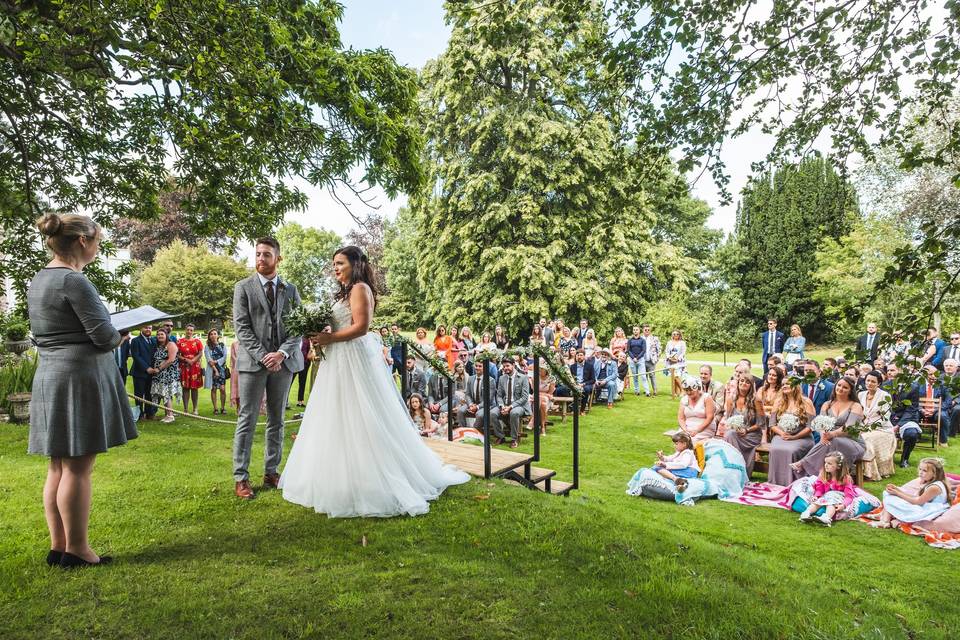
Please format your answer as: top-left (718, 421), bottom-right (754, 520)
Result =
top-left (570, 349), bottom-right (596, 413)
top-left (129, 324), bottom-right (158, 420)
top-left (802, 359), bottom-right (834, 415)
top-left (761, 318), bottom-right (785, 376)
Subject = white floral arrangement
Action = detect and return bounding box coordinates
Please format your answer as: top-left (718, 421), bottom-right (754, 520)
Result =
top-left (778, 413), bottom-right (801, 435)
top-left (726, 414), bottom-right (745, 431)
top-left (809, 415), bottom-right (837, 433)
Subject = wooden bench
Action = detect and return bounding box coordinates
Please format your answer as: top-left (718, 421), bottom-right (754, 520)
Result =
top-left (752, 443), bottom-right (865, 486)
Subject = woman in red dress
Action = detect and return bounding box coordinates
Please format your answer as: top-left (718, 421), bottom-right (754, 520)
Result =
top-left (177, 323), bottom-right (204, 415)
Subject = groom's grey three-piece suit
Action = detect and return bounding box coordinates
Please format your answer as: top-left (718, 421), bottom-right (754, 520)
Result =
top-left (232, 273), bottom-right (304, 482)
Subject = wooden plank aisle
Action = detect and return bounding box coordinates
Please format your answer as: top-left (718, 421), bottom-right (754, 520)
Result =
top-left (423, 439), bottom-right (534, 477)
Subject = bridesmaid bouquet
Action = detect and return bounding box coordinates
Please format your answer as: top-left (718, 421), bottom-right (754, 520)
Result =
top-left (285, 300), bottom-right (334, 360)
top-left (726, 414), bottom-right (745, 433)
top-left (778, 413), bottom-right (801, 435)
top-left (810, 415), bottom-right (837, 433)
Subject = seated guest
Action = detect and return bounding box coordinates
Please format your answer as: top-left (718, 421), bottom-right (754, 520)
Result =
top-left (758, 368), bottom-right (785, 433)
top-left (407, 393), bottom-right (437, 438)
top-left (913, 365), bottom-right (951, 446)
top-left (823, 357), bottom-right (841, 381)
top-left (766, 354), bottom-right (784, 376)
top-left (402, 356), bottom-right (426, 400)
top-left (699, 365), bottom-right (725, 420)
top-left (858, 370), bottom-right (898, 479)
top-left (569, 350), bottom-right (596, 411)
top-left (563, 346), bottom-right (578, 367)
top-left (791, 376), bottom-right (866, 478)
top-left (889, 368), bottom-right (922, 468)
top-left (596, 349), bottom-right (620, 408)
top-left (856, 362), bottom-right (874, 393)
top-left (783, 324), bottom-right (805, 370)
top-left (495, 358), bottom-right (531, 448)
top-left (616, 352), bottom-right (629, 386)
top-left (767, 375), bottom-right (816, 485)
top-left (876, 458), bottom-right (953, 528)
top-left (944, 358), bottom-right (959, 437)
top-left (676, 377), bottom-right (717, 444)
top-left (427, 365), bottom-right (451, 416)
top-left (458, 363), bottom-right (499, 430)
top-left (653, 432), bottom-right (699, 484)
top-left (723, 374), bottom-right (766, 476)
top-left (802, 360), bottom-right (834, 416)
top-left (534, 363), bottom-right (555, 435)
top-left (737, 358), bottom-right (763, 389)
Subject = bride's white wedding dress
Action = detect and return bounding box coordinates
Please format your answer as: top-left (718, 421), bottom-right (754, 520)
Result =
top-left (280, 297), bottom-right (469, 517)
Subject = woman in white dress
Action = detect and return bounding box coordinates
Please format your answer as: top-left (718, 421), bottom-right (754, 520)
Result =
top-left (280, 246), bottom-right (469, 517)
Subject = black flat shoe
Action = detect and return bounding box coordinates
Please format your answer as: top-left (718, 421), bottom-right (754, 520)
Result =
top-left (59, 552), bottom-right (113, 569)
top-left (45, 550), bottom-right (63, 567)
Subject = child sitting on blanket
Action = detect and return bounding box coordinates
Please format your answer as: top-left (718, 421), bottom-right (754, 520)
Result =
top-left (654, 432), bottom-right (698, 490)
top-left (876, 458), bottom-right (953, 528)
top-left (799, 452), bottom-right (857, 527)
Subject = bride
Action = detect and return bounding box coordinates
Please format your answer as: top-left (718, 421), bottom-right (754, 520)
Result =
top-left (280, 245), bottom-right (469, 517)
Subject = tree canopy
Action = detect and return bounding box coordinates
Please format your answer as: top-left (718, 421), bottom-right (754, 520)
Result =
top-left (275, 222), bottom-right (341, 303)
top-left (1, 0), bottom-right (423, 303)
top-left (138, 241), bottom-right (250, 326)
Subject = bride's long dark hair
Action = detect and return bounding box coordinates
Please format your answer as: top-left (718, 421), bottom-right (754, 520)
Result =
top-left (333, 245), bottom-right (378, 308)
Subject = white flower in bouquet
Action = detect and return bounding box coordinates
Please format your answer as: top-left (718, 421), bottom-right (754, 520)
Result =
top-left (810, 415), bottom-right (836, 433)
top-left (726, 414), bottom-right (745, 431)
top-left (778, 413), bottom-right (801, 435)
top-left (285, 300), bottom-right (334, 360)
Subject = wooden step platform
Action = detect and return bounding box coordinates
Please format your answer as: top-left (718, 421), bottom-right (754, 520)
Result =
top-left (423, 439), bottom-right (533, 478)
top-left (522, 466), bottom-right (556, 484)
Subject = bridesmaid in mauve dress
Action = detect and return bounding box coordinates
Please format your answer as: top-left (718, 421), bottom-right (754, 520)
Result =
top-left (767, 376), bottom-right (816, 486)
top-left (723, 375), bottom-right (766, 476)
top-left (793, 376), bottom-right (866, 478)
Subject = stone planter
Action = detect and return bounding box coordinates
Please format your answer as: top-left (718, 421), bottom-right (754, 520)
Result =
top-left (7, 392), bottom-right (31, 423)
top-left (3, 339), bottom-right (32, 356)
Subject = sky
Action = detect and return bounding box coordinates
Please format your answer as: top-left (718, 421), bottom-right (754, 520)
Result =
top-left (261, 1), bottom-right (817, 259)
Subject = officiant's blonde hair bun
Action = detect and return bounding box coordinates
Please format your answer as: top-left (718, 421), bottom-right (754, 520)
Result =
top-left (36, 213), bottom-right (100, 257)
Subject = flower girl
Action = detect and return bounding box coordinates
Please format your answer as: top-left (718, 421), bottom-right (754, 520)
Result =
top-left (798, 452), bottom-right (857, 526)
top-left (654, 432), bottom-right (699, 490)
top-left (876, 458), bottom-right (953, 528)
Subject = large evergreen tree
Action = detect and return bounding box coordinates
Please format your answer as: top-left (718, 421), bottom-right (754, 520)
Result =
top-left (412, 0), bottom-right (693, 338)
top-left (734, 157), bottom-right (857, 340)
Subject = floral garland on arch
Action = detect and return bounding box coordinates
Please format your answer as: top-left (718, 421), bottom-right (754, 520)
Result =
top-left (390, 334), bottom-right (453, 381)
top-left (473, 342), bottom-right (584, 399)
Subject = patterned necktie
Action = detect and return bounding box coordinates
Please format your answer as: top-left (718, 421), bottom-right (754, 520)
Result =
top-left (265, 280), bottom-right (276, 308)
top-left (927, 383), bottom-right (933, 399)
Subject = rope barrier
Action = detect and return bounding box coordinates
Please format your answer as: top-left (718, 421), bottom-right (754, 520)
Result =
top-left (127, 394), bottom-right (304, 426)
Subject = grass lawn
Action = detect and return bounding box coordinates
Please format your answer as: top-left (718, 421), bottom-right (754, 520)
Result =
top-left (1, 374), bottom-right (958, 639)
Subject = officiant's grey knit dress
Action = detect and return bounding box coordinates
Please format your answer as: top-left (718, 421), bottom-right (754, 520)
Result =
top-left (27, 268), bottom-right (137, 457)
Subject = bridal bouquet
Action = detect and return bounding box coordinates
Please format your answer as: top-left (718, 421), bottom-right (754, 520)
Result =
top-left (809, 415), bottom-right (837, 433)
top-left (285, 300), bottom-right (334, 360)
top-left (778, 413), bottom-right (801, 435)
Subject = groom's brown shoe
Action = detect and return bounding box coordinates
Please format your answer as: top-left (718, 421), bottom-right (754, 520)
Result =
top-left (235, 480), bottom-right (255, 500)
top-left (263, 473), bottom-right (281, 490)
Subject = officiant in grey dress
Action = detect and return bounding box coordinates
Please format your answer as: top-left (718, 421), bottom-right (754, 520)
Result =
top-left (28, 213), bottom-right (137, 569)
top-left (232, 237), bottom-right (304, 500)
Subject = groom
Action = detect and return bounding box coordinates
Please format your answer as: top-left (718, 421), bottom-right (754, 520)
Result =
top-left (232, 236), bottom-right (304, 500)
